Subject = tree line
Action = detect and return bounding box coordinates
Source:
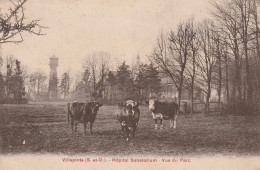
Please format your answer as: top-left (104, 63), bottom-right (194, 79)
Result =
top-left (71, 52), bottom-right (161, 104)
top-left (1, 0), bottom-right (259, 115)
top-left (149, 0), bottom-right (260, 115)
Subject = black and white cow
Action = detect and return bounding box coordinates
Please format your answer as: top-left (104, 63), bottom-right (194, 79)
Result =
top-left (146, 99), bottom-right (178, 129)
top-left (117, 100), bottom-right (140, 141)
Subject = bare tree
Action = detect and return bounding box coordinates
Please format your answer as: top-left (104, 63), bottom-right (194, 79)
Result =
top-left (185, 20), bottom-right (200, 114)
top-left (29, 70), bottom-right (47, 100)
top-left (235, 0), bottom-right (254, 103)
top-left (84, 51), bottom-right (111, 100)
top-left (86, 53), bottom-right (98, 99)
top-left (150, 21), bottom-right (196, 113)
top-left (98, 51), bottom-right (111, 100)
top-left (196, 20), bottom-right (217, 116)
top-left (211, 29), bottom-right (225, 103)
top-left (0, 0), bottom-right (45, 44)
top-left (168, 21), bottom-right (196, 110)
top-left (250, 0), bottom-right (260, 108)
top-left (223, 42), bottom-right (231, 104)
top-left (211, 0), bottom-right (243, 101)
top-left (211, 0), bottom-right (260, 113)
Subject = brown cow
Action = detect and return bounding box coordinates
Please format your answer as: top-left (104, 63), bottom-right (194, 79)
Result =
top-left (67, 101), bottom-right (102, 135)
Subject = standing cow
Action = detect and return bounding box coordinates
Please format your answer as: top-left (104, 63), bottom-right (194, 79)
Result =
top-left (117, 100), bottom-right (140, 141)
top-left (67, 101), bottom-right (102, 135)
top-left (146, 99), bottom-right (178, 129)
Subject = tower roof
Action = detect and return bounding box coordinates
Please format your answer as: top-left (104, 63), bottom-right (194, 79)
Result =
top-left (50, 55), bottom-right (58, 59)
top-left (137, 53), bottom-right (140, 59)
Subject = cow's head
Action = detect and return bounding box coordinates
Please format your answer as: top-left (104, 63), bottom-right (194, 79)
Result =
top-left (122, 100), bottom-right (139, 114)
top-left (88, 101), bottom-right (103, 113)
top-left (148, 99), bottom-right (156, 112)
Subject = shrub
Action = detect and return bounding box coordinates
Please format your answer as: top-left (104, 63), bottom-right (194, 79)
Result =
top-left (221, 101), bottom-right (255, 115)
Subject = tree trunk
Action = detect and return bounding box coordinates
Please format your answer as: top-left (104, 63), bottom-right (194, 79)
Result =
top-left (178, 87), bottom-right (182, 114)
top-left (218, 58), bottom-right (222, 103)
top-left (205, 81), bottom-right (211, 116)
top-left (224, 51), bottom-right (230, 104)
top-left (191, 82), bottom-right (194, 114)
top-left (235, 43), bottom-right (242, 102)
top-left (191, 48), bottom-right (196, 114)
top-left (253, 1), bottom-right (260, 110)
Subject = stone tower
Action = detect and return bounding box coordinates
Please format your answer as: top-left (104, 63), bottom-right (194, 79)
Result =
top-left (48, 55), bottom-right (58, 100)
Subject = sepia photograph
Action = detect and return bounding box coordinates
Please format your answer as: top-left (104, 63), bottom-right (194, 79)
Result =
top-left (0, 0), bottom-right (259, 169)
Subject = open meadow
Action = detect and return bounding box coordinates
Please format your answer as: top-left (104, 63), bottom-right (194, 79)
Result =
top-left (0, 102), bottom-right (259, 156)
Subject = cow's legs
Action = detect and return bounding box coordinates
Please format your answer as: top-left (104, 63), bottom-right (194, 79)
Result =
top-left (71, 119), bottom-right (74, 133)
top-left (125, 125), bottom-right (130, 141)
top-left (90, 122), bottom-right (94, 135)
top-left (132, 125), bottom-right (137, 139)
top-left (170, 119), bottom-right (173, 128)
top-left (160, 119), bottom-right (163, 129)
top-left (74, 121), bottom-right (78, 132)
top-left (154, 119), bottom-right (158, 129)
top-left (173, 114), bottom-right (178, 129)
top-left (121, 125), bottom-right (125, 138)
top-left (83, 122), bottom-right (87, 135)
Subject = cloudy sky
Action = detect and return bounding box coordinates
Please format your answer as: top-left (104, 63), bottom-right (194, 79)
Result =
top-left (1, 0), bottom-right (210, 78)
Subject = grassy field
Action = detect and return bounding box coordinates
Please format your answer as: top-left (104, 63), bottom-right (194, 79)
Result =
top-left (0, 102), bottom-right (259, 156)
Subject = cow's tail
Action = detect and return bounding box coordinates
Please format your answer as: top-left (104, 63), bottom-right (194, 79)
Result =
top-left (67, 103), bottom-right (70, 123)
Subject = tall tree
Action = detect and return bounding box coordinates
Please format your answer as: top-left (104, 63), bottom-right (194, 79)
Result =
top-left (196, 20), bottom-right (217, 116)
top-left (185, 20), bottom-right (200, 114)
top-left (85, 51), bottom-right (111, 100)
top-left (251, 0), bottom-right (260, 108)
top-left (97, 51), bottom-right (110, 100)
top-left (60, 72), bottom-right (70, 99)
top-left (211, 0), bottom-right (243, 101)
top-left (82, 68), bottom-right (90, 97)
top-left (145, 63), bottom-right (162, 97)
top-left (11, 59), bottom-right (25, 101)
top-left (135, 64), bottom-right (148, 102)
top-left (30, 70), bottom-right (47, 100)
top-left (116, 61), bottom-right (134, 100)
top-left (150, 20), bottom-right (196, 112)
top-left (211, 0), bottom-right (260, 112)
top-left (106, 71), bottom-right (117, 101)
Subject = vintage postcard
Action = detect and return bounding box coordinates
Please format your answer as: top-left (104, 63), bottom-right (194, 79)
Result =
top-left (0, 0), bottom-right (259, 169)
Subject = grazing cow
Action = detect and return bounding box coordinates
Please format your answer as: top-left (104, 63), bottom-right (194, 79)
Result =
top-left (146, 99), bottom-right (178, 129)
top-left (117, 100), bottom-right (140, 141)
top-left (67, 101), bottom-right (102, 135)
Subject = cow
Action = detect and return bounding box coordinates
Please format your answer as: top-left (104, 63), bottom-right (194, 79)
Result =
top-left (67, 101), bottom-right (102, 135)
top-left (146, 99), bottom-right (178, 129)
top-left (117, 100), bottom-right (140, 141)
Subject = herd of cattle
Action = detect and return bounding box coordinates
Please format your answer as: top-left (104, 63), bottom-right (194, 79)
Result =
top-left (67, 99), bottom-right (179, 141)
